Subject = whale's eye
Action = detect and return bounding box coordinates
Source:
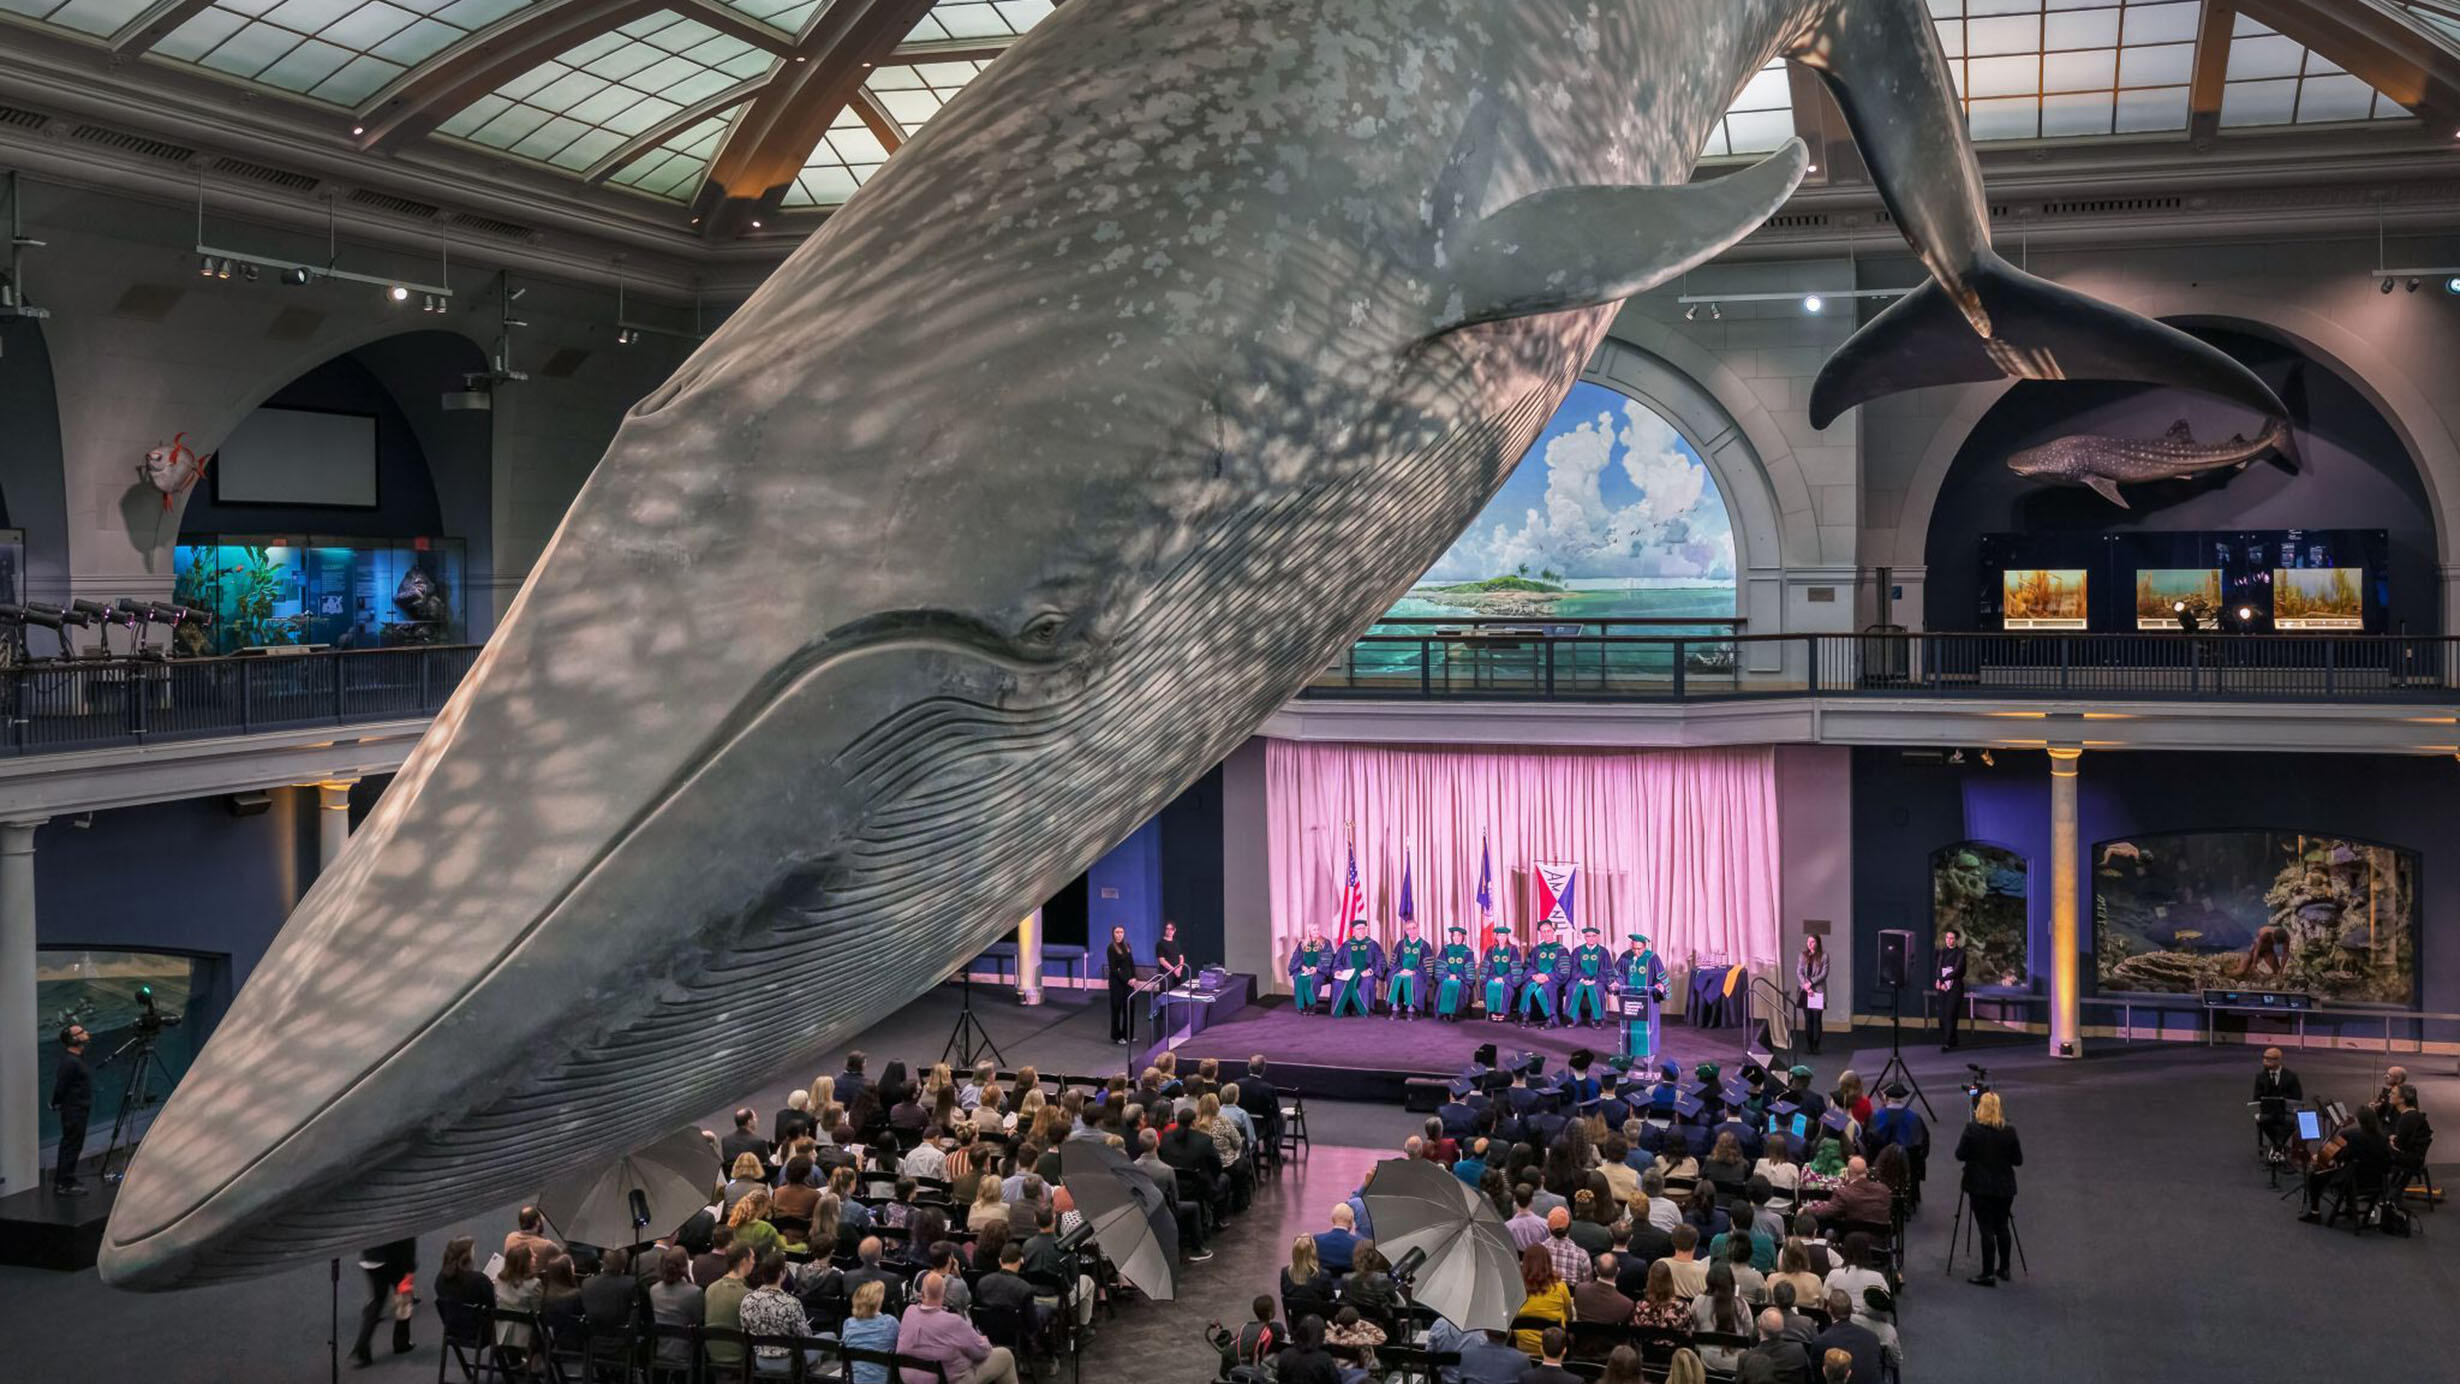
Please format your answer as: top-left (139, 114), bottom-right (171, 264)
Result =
top-left (1018, 611), bottom-right (1069, 650)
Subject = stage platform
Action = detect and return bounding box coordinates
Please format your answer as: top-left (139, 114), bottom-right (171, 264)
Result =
top-left (0, 1179), bottom-right (114, 1272)
top-left (1170, 997), bottom-right (1769, 1105)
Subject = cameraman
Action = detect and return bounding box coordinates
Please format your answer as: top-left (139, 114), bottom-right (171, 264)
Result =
top-left (50, 1024), bottom-right (92, 1195)
top-left (1955, 1091), bottom-right (2022, 1288)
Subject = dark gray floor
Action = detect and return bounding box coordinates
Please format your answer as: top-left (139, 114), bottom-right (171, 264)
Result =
top-left (3, 987), bottom-right (2452, 1383)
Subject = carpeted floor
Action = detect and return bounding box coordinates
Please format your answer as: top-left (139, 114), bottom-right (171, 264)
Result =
top-left (2, 986), bottom-right (2452, 1382)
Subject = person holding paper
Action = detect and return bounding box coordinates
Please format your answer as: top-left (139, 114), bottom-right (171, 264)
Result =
top-left (1329, 920), bottom-right (1382, 1018)
top-left (1796, 935), bottom-right (1829, 1055)
top-left (1287, 929), bottom-right (1332, 1014)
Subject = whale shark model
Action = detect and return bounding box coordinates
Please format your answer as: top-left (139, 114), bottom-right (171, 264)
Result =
top-left (2009, 416), bottom-right (2300, 508)
top-left (101, 0), bottom-right (2286, 1289)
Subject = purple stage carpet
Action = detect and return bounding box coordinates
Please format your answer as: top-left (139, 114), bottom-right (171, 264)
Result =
top-left (1173, 998), bottom-right (1766, 1105)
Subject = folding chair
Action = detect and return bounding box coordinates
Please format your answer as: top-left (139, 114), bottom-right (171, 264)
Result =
top-left (970, 1304), bottom-right (1035, 1377)
top-left (482, 1308), bottom-right (570, 1383)
top-left (435, 1297), bottom-right (489, 1384)
top-left (834, 1345), bottom-right (903, 1384)
top-left (1279, 1094), bottom-right (1312, 1164)
top-left (643, 1323), bottom-right (699, 1384)
top-left (700, 1325), bottom-right (761, 1383)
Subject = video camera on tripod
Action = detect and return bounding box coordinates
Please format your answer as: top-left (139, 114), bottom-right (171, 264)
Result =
top-left (133, 982), bottom-right (182, 1034)
top-left (1963, 1062), bottom-right (1991, 1110)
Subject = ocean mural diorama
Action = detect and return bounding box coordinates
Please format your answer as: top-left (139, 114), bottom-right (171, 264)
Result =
top-left (2094, 830), bottom-right (2416, 1004)
top-left (1362, 382), bottom-right (1737, 685)
top-left (1933, 842), bottom-right (2029, 988)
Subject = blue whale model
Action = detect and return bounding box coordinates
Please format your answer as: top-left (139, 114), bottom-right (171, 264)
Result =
top-left (101, 0), bottom-right (2282, 1289)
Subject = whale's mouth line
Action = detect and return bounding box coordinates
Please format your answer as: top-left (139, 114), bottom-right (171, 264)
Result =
top-left (108, 609), bottom-right (1074, 1264)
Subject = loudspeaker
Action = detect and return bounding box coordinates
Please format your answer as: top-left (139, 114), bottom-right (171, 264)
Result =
top-left (1877, 929), bottom-right (1914, 989)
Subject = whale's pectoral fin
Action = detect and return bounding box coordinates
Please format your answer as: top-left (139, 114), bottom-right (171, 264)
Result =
top-left (2082, 475), bottom-right (2129, 508)
top-left (1806, 252), bottom-right (2289, 427)
top-left (1424, 139), bottom-right (1808, 335)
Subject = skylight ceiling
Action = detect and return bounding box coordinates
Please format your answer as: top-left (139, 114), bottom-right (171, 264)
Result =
top-left (2223, 16), bottom-right (2414, 126)
top-left (1930, 0), bottom-right (2203, 141)
top-left (904, 0), bottom-right (1052, 42)
top-left (435, 10), bottom-right (776, 173)
top-left (1703, 61), bottom-right (1794, 159)
top-left (148, 0), bottom-right (544, 108)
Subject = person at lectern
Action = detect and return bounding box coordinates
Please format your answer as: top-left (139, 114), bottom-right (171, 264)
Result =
top-left (1384, 919), bottom-right (1431, 1020)
top-left (1329, 921), bottom-right (1383, 1018)
top-left (1152, 919), bottom-right (1192, 1027)
top-left (1288, 929), bottom-right (1332, 1014)
top-left (1106, 926), bottom-right (1137, 1044)
top-left (1519, 922), bottom-right (1569, 1027)
top-left (1566, 925), bottom-right (1611, 1028)
top-left (1434, 926), bottom-right (1477, 1020)
top-left (1613, 933), bottom-right (1668, 1060)
top-left (1481, 929), bottom-right (1521, 1020)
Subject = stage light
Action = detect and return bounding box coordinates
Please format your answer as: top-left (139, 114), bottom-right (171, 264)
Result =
top-left (198, 255), bottom-right (215, 278)
top-left (215, 258), bottom-right (232, 280)
top-left (2408, 278), bottom-right (2422, 293)
top-left (2238, 606), bottom-right (2254, 622)
top-left (1979, 749), bottom-right (1995, 768)
top-left (351, 124), bottom-right (364, 135)
top-left (1709, 302), bottom-right (1721, 320)
top-left (616, 327), bottom-right (638, 345)
top-left (1684, 305), bottom-right (1700, 321)
top-left (241, 263), bottom-right (259, 282)
top-left (1802, 294), bottom-right (1824, 314)
top-left (2445, 277), bottom-right (2460, 296)
top-left (2381, 278), bottom-right (2396, 294)
top-left (750, 219), bottom-right (763, 229)
top-left (388, 284), bottom-right (409, 302)
top-left (282, 266), bottom-right (314, 285)
top-left (2172, 600), bottom-right (2187, 613)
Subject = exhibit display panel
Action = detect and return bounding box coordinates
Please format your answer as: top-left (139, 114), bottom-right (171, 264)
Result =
top-left (2094, 829), bottom-right (2416, 1004)
top-left (172, 537), bottom-right (466, 653)
top-left (1933, 842), bottom-right (2029, 987)
top-left (1979, 529), bottom-right (2388, 632)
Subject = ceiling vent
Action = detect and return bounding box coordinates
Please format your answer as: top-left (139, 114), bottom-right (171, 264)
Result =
top-left (1762, 212), bottom-right (1830, 230)
top-left (446, 210), bottom-right (540, 242)
top-left (346, 187), bottom-right (442, 219)
top-left (2038, 195), bottom-right (2186, 217)
top-left (0, 104), bottom-right (47, 132)
top-left (70, 123), bottom-right (195, 164)
top-left (212, 156), bottom-right (321, 193)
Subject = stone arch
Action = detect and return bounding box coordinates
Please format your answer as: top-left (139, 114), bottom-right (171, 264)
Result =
top-left (1889, 294), bottom-right (2460, 576)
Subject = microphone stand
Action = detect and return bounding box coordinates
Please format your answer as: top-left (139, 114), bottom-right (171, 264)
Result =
top-left (328, 1256), bottom-right (341, 1384)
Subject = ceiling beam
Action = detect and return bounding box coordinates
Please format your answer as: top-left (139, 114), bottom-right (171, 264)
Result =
top-left (2237, 0), bottom-right (2460, 130)
top-left (2188, 1), bottom-right (2238, 141)
top-left (688, 0), bottom-right (941, 239)
top-left (584, 77), bottom-right (767, 184)
top-left (676, 1), bottom-right (801, 57)
top-left (885, 37), bottom-right (1021, 65)
top-left (852, 88), bottom-right (906, 152)
top-left (108, 0), bottom-right (217, 56)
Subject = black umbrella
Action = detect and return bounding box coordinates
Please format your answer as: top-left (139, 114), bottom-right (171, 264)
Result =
top-left (1058, 1140), bottom-right (1178, 1301)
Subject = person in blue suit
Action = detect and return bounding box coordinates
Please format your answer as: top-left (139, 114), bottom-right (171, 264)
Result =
top-left (1383, 920), bottom-right (1431, 1020)
top-left (1565, 925), bottom-right (1611, 1028)
top-left (1479, 929), bottom-right (1520, 1020)
top-left (1328, 921), bottom-right (1382, 1018)
top-left (1517, 923), bottom-right (1568, 1026)
top-left (1432, 926), bottom-right (1477, 1021)
top-left (1287, 929), bottom-right (1332, 1013)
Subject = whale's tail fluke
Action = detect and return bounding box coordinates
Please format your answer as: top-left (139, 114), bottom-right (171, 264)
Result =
top-left (1805, 250), bottom-right (2289, 427)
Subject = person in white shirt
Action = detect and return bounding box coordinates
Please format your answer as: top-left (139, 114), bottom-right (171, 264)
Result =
top-left (902, 1128), bottom-right (950, 1181)
top-left (1641, 1172), bottom-right (1684, 1233)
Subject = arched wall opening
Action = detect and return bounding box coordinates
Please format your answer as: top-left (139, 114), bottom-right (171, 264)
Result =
top-left (1920, 323), bottom-right (2438, 634)
top-left (170, 331), bottom-right (492, 651)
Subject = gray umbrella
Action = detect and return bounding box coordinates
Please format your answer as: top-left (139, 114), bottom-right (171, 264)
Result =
top-left (1361, 1156), bottom-right (1521, 1333)
top-left (1058, 1139), bottom-right (1178, 1301)
top-left (537, 1126), bottom-right (722, 1250)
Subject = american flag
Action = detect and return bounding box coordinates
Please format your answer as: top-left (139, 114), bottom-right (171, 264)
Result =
top-left (1336, 833), bottom-right (1365, 930)
top-left (1476, 833), bottom-right (1495, 951)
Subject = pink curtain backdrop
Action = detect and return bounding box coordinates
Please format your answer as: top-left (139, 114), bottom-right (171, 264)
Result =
top-left (1265, 739), bottom-right (1781, 985)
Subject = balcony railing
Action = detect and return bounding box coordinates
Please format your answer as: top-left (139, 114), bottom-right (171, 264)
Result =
top-left (0, 644), bottom-right (481, 756)
top-left (1305, 631), bottom-right (2460, 703)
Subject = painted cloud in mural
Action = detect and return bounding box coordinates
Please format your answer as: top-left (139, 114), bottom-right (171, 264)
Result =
top-left (1421, 383), bottom-right (1737, 588)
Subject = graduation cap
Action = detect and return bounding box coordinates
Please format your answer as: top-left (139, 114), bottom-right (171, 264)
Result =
top-left (1695, 1062), bottom-right (1722, 1083)
top-left (1720, 1080), bottom-right (1753, 1108)
top-left (1492, 928), bottom-right (1513, 941)
top-left (1820, 1106), bottom-right (1852, 1135)
top-left (1673, 1091), bottom-right (1706, 1121)
top-left (1568, 1048), bottom-right (1596, 1072)
top-left (1349, 920), bottom-right (1371, 932)
top-left (1447, 924), bottom-right (1468, 935)
top-left (1627, 932), bottom-right (1648, 943)
top-left (1604, 1053), bottom-right (1636, 1074)
top-left (1882, 1082), bottom-right (1912, 1101)
top-left (1788, 1064), bottom-right (1815, 1082)
top-left (1581, 924), bottom-right (1601, 935)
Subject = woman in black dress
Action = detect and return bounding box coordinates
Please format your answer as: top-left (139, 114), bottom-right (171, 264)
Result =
top-left (1955, 1091), bottom-right (2024, 1286)
top-left (1105, 926), bottom-right (1137, 1044)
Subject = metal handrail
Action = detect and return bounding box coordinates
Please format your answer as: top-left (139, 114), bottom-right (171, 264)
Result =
top-left (0, 643), bottom-right (481, 757)
top-left (1956, 989), bottom-right (2460, 1060)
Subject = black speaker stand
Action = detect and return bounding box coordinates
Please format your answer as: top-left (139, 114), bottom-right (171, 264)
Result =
top-left (1875, 988), bottom-right (1935, 1120)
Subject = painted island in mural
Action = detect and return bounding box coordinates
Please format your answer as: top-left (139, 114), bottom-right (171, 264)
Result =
top-left (1933, 843), bottom-right (2028, 987)
top-left (1386, 381), bottom-right (1736, 625)
top-left (2094, 830), bottom-right (2416, 1003)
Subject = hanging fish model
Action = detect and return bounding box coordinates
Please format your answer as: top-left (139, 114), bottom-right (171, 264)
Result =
top-left (2007, 416), bottom-right (2300, 507)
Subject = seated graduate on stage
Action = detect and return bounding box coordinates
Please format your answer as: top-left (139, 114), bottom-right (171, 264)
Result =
top-left (1433, 925), bottom-right (1477, 1021)
top-left (1287, 929), bottom-right (1332, 1014)
top-left (1611, 932), bottom-right (1669, 1060)
top-left (1328, 921), bottom-right (1383, 1019)
top-left (2253, 1046), bottom-right (2304, 1163)
top-left (1479, 929), bottom-right (1521, 1021)
top-left (1565, 925), bottom-right (1612, 1028)
top-left (1382, 919), bottom-right (1431, 1021)
top-left (1518, 922), bottom-right (1570, 1027)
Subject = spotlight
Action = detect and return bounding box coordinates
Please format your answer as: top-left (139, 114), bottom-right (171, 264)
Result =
top-left (281, 266), bottom-right (314, 285)
top-left (2381, 278), bottom-right (2396, 294)
top-left (350, 124), bottom-right (364, 135)
top-left (388, 284), bottom-right (409, 302)
top-left (615, 327), bottom-right (638, 345)
top-left (216, 258), bottom-right (232, 280)
top-left (241, 263), bottom-right (259, 282)
top-left (1709, 302), bottom-right (1722, 320)
top-left (1979, 749), bottom-right (1995, 768)
top-left (2408, 278), bottom-right (2421, 293)
top-left (750, 219), bottom-right (763, 229)
top-left (1684, 304), bottom-right (1700, 321)
top-left (2445, 277), bottom-right (2460, 296)
top-left (2238, 606), bottom-right (2254, 622)
top-left (1802, 294), bottom-right (1824, 314)
top-left (197, 254), bottom-right (215, 278)
top-left (2172, 600), bottom-right (2187, 613)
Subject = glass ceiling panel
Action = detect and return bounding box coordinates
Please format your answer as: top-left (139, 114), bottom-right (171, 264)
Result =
top-left (2221, 16), bottom-right (2411, 127)
top-left (148, 0), bottom-right (543, 107)
top-left (862, 57), bottom-right (995, 130)
top-left (606, 104), bottom-right (739, 201)
top-left (1928, 0), bottom-right (2199, 142)
top-left (1700, 60), bottom-right (1794, 160)
top-left (708, 0), bottom-right (820, 35)
top-left (435, 10), bottom-right (777, 172)
top-left (2392, 3), bottom-right (2460, 49)
top-left (905, 0), bottom-right (1053, 43)
top-left (783, 107), bottom-right (890, 208)
top-left (0, 0), bottom-right (155, 39)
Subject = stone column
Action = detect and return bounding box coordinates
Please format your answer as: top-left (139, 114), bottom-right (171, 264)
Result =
top-left (314, 779), bottom-right (358, 875)
top-left (1016, 908), bottom-right (1045, 1007)
top-left (2048, 747), bottom-right (2083, 1059)
top-left (0, 818), bottom-right (50, 1196)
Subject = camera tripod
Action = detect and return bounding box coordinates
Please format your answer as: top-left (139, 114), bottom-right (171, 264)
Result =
top-left (98, 1022), bottom-right (178, 1183)
top-left (1945, 1185), bottom-right (2028, 1278)
top-left (941, 968), bottom-right (1007, 1069)
top-left (1876, 987), bottom-right (1936, 1120)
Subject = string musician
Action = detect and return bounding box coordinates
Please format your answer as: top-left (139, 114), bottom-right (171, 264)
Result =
top-left (2297, 1106), bottom-right (2390, 1224)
